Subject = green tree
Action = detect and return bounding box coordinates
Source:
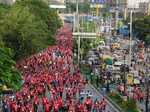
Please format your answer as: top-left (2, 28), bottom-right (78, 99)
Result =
top-left (79, 2), bottom-right (90, 14)
top-left (80, 38), bottom-right (93, 57)
top-left (73, 38), bottom-right (92, 58)
top-left (0, 40), bottom-right (22, 90)
top-left (133, 15), bottom-right (150, 46)
top-left (0, 3), bottom-right (10, 15)
top-left (62, 1), bottom-right (90, 14)
top-left (16, 0), bottom-right (62, 38)
top-left (0, 6), bottom-right (50, 61)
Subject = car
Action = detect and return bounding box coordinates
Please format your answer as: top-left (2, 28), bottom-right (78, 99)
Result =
top-left (81, 60), bottom-right (86, 65)
top-left (134, 78), bottom-right (140, 85)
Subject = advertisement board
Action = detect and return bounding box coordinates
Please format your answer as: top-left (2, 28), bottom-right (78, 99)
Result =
top-left (126, 74), bottom-right (134, 85)
top-left (91, 0), bottom-right (105, 3)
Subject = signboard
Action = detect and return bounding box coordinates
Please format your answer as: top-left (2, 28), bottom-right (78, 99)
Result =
top-left (50, 5), bottom-right (66, 9)
top-left (91, 0), bottom-right (105, 3)
top-left (109, 8), bottom-right (124, 13)
top-left (126, 74), bottom-right (134, 85)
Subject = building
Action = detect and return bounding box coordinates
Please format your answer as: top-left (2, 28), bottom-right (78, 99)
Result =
top-left (105, 0), bottom-right (127, 8)
top-left (45, 0), bottom-right (66, 9)
top-left (139, 2), bottom-right (150, 15)
top-left (66, 0), bottom-right (90, 3)
top-left (128, 0), bottom-right (149, 8)
top-left (0, 0), bottom-right (16, 4)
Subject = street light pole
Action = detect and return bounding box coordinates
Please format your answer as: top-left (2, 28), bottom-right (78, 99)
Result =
top-left (76, 0), bottom-right (80, 65)
top-left (115, 0), bottom-right (119, 28)
top-left (124, 55), bottom-right (126, 94)
top-left (129, 10), bottom-right (133, 70)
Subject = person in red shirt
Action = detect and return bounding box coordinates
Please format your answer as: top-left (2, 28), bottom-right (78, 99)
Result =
top-left (21, 105), bottom-right (26, 112)
top-left (86, 97), bottom-right (93, 111)
top-left (82, 105), bottom-right (87, 112)
top-left (30, 89), bottom-right (34, 99)
top-left (2, 96), bottom-right (7, 104)
top-left (72, 87), bottom-right (77, 97)
top-left (28, 106), bottom-right (34, 112)
top-left (98, 102), bottom-right (103, 111)
top-left (12, 103), bottom-right (19, 112)
top-left (68, 105), bottom-right (74, 112)
top-left (53, 103), bottom-right (59, 112)
top-left (139, 91), bottom-right (144, 103)
top-left (102, 99), bottom-right (107, 111)
top-left (76, 104), bottom-right (82, 112)
top-left (44, 103), bottom-right (50, 112)
top-left (34, 97), bottom-right (39, 112)
top-left (42, 97), bottom-right (47, 110)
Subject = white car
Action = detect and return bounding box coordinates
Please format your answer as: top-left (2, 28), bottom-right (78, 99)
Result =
top-left (134, 78), bottom-right (140, 84)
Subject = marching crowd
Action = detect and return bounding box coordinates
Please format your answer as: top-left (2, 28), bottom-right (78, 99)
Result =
top-left (1, 26), bottom-right (108, 112)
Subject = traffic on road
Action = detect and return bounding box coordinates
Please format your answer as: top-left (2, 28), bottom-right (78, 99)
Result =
top-left (83, 35), bottom-right (150, 111)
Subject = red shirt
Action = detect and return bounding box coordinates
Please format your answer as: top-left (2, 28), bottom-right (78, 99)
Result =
top-left (30, 90), bottom-right (34, 97)
top-left (43, 97), bottom-right (47, 105)
top-left (88, 99), bottom-right (93, 105)
top-left (28, 107), bottom-right (34, 112)
top-left (13, 104), bottom-right (19, 112)
top-left (69, 105), bottom-right (74, 112)
top-left (34, 98), bottom-right (39, 106)
top-left (77, 104), bottom-right (82, 112)
top-left (54, 104), bottom-right (59, 111)
top-left (2, 97), bottom-right (7, 103)
top-left (21, 106), bottom-right (26, 112)
top-left (44, 104), bottom-right (50, 111)
top-left (83, 106), bottom-right (87, 112)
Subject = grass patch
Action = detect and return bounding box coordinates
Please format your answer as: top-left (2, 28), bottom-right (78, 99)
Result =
top-left (91, 81), bottom-right (138, 112)
top-left (107, 91), bottom-right (138, 112)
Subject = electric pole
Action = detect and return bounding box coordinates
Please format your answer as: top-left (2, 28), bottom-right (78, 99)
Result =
top-left (124, 0), bottom-right (128, 20)
top-left (129, 10), bottom-right (132, 69)
top-left (76, 0), bottom-right (80, 65)
top-left (115, 0), bottom-right (119, 28)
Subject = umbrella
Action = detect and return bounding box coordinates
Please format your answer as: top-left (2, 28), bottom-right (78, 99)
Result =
top-left (104, 58), bottom-right (113, 65)
top-left (103, 55), bottom-right (113, 65)
top-left (103, 55), bottom-right (113, 60)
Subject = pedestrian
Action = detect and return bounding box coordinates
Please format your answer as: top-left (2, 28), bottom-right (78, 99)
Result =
top-left (139, 91), bottom-right (144, 103)
top-left (102, 87), bottom-right (106, 97)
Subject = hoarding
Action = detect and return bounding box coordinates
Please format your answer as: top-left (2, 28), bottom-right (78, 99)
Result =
top-left (91, 0), bottom-right (105, 3)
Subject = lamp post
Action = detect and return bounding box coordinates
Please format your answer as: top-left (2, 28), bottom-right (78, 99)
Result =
top-left (123, 55), bottom-right (126, 95)
top-left (129, 10), bottom-right (133, 70)
top-left (76, 0), bottom-right (80, 65)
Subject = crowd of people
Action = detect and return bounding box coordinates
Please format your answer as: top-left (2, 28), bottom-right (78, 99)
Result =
top-left (1, 26), bottom-right (108, 112)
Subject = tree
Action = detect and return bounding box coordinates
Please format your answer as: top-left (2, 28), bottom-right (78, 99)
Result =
top-left (0, 3), bottom-right (10, 15)
top-left (61, 1), bottom-right (90, 14)
top-left (16, 0), bottom-right (62, 38)
top-left (0, 40), bottom-right (22, 90)
top-left (79, 2), bottom-right (90, 14)
top-left (132, 15), bottom-right (150, 46)
top-left (73, 38), bottom-right (92, 58)
top-left (80, 38), bottom-right (93, 57)
top-left (0, 6), bottom-right (51, 61)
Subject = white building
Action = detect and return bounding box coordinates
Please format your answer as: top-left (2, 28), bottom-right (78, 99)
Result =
top-left (128, 0), bottom-right (149, 8)
top-left (0, 0), bottom-right (16, 4)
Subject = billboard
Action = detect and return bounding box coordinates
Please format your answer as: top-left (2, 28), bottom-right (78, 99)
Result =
top-left (126, 74), bottom-right (134, 85)
top-left (91, 0), bottom-right (105, 3)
